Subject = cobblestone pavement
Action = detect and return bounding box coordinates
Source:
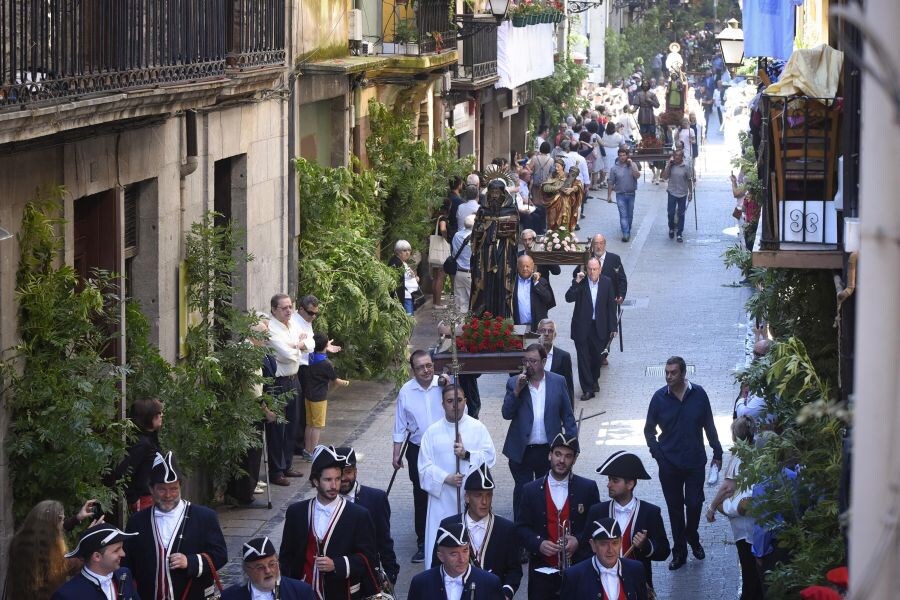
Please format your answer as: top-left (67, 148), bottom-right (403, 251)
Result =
top-left (215, 117), bottom-right (752, 599)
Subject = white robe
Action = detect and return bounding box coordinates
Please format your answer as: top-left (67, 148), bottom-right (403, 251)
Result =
top-left (418, 414), bottom-right (496, 569)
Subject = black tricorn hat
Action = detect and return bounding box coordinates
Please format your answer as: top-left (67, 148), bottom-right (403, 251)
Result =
top-left (310, 445), bottom-right (345, 478)
top-left (464, 462), bottom-right (495, 492)
top-left (65, 524), bottom-right (138, 559)
top-left (150, 451), bottom-right (180, 486)
top-left (589, 518), bottom-right (623, 540)
top-left (596, 451), bottom-right (651, 480)
top-left (333, 446), bottom-right (357, 468)
top-left (242, 536), bottom-right (277, 562)
top-left (550, 432), bottom-right (580, 455)
top-left (436, 522), bottom-right (470, 547)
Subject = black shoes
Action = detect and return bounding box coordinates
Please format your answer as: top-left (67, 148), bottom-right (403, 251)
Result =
top-left (411, 546), bottom-right (425, 563)
top-left (669, 229), bottom-right (675, 239)
top-left (677, 234), bottom-right (684, 243)
top-left (580, 392), bottom-right (596, 401)
top-left (690, 541), bottom-right (706, 560)
top-left (669, 552), bottom-right (687, 570)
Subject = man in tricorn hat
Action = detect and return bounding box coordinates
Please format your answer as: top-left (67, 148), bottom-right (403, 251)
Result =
top-left (124, 451), bottom-right (228, 600)
top-left (432, 462), bottom-right (522, 599)
top-left (336, 446), bottom-right (400, 587)
top-left (408, 522), bottom-right (503, 600)
top-left (51, 524), bottom-right (140, 599)
top-left (515, 433), bottom-right (600, 600)
top-left (279, 445), bottom-right (377, 599)
top-left (583, 451), bottom-right (670, 588)
top-left (561, 518), bottom-right (649, 599)
top-left (221, 536), bottom-right (313, 599)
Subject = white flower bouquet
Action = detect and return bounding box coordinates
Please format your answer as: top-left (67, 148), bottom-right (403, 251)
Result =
top-left (541, 227), bottom-right (581, 252)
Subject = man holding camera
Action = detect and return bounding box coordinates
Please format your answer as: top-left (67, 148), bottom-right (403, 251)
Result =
top-left (606, 145), bottom-right (642, 242)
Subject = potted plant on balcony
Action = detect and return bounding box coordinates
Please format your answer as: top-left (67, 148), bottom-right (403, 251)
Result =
top-left (394, 17), bottom-right (419, 55)
top-left (508, 1), bottom-right (530, 27)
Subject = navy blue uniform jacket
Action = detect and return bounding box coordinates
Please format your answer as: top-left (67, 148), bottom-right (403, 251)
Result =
top-left (50, 568), bottom-right (140, 600)
top-left (221, 576), bottom-right (313, 600)
top-left (353, 484), bottom-right (400, 583)
top-left (501, 370), bottom-right (576, 464)
top-left (279, 498), bottom-right (378, 599)
top-left (580, 500), bottom-right (670, 587)
top-left (561, 557), bottom-right (648, 599)
top-left (123, 503), bottom-right (227, 600)
top-left (431, 513), bottom-right (522, 598)
top-left (516, 474), bottom-right (601, 564)
top-left (407, 565), bottom-right (504, 600)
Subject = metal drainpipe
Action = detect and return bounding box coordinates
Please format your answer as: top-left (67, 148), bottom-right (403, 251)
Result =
top-left (287, 2), bottom-right (298, 296)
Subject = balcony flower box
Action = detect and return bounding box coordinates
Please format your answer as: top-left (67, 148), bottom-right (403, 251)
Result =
top-left (512, 15), bottom-right (527, 27)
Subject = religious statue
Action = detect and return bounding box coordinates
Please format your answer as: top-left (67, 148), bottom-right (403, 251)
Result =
top-left (541, 158), bottom-right (583, 232)
top-left (470, 169), bottom-right (519, 318)
top-left (660, 42), bottom-right (689, 127)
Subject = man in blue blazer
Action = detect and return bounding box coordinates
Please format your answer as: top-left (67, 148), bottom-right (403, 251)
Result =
top-left (565, 256), bottom-right (618, 400)
top-left (123, 452), bottom-right (228, 600)
top-left (222, 537), bottom-right (313, 600)
top-left (502, 343), bottom-right (576, 522)
top-left (336, 446), bottom-right (400, 586)
top-left (52, 524), bottom-right (140, 600)
top-left (408, 522), bottom-right (503, 600)
top-left (561, 518), bottom-right (649, 599)
top-left (582, 451), bottom-right (670, 589)
top-left (515, 434), bottom-right (600, 599)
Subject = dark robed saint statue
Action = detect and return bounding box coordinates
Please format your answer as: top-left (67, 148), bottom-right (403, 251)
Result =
top-left (470, 175), bottom-right (519, 318)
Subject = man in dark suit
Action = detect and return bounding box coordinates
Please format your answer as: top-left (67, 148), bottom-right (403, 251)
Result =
top-left (222, 537), bottom-right (313, 600)
top-left (502, 343), bottom-right (576, 522)
top-left (408, 523), bottom-right (504, 600)
top-left (279, 446), bottom-right (378, 599)
top-left (537, 318), bottom-right (575, 407)
top-left (583, 451), bottom-right (670, 589)
top-left (123, 452), bottom-right (228, 600)
top-left (336, 446), bottom-right (399, 586)
top-left (561, 518), bottom-right (649, 600)
top-left (518, 229), bottom-right (561, 282)
top-left (52, 524), bottom-right (140, 600)
top-left (574, 234), bottom-right (627, 366)
top-left (516, 434), bottom-right (600, 600)
top-left (432, 463), bottom-right (522, 599)
top-left (512, 255), bottom-right (556, 332)
top-left (565, 256), bottom-right (618, 400)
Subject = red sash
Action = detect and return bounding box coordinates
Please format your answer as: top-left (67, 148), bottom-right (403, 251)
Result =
top-left (620, 515), bottom-right (634, 557)
top-left (544, 483), bottom-right (570, 568)
top-left (301, 526), bottom-right (318, 587)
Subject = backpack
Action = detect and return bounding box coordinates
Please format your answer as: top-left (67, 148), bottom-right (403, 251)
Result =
top-left (530, 155), bottom-right (553, 187)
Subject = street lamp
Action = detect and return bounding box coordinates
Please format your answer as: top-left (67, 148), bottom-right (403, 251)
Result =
top-left (487, 0), bottom-right (510, 21)
top-left (716, 18), bottom-right (745, 70)
top-left (453, 0), bottom-right (510, 41)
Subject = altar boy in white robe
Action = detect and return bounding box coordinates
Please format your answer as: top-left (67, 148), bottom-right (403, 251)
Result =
top-left (419, 384), bottom-right (496, 569)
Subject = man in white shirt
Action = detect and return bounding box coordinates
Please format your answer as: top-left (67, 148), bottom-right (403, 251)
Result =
top-left (560, 518), bottom-right (649, 599)
top-left (268, 293), bottom-right (309, 482)
top-left (418, 384), bottom-right (496, 569)
top-left (455, 183), bottom-right (481, 233)
top-left (393, 349), bottom-right (447, 563)
top-left (560, 139), bottom-right (590, 189)
top-left (52, 524), bottom-right (139, 600)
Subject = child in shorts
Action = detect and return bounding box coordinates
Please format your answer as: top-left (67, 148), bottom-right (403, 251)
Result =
top-left (303, 333), bottom-right (349, 456)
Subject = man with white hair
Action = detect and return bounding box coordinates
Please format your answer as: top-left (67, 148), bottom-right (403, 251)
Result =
top-left (451, 214), bottom-right (475, 312)
top-left (455, 182), bottom-right (481, 234)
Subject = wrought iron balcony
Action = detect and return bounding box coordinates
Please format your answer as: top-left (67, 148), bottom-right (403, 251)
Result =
top-left (452, 17), bottom-right (498, 87)
top-left (382, 0), bottom-right (455, 55)
top-left (0, 0), bottom-right (285, 109)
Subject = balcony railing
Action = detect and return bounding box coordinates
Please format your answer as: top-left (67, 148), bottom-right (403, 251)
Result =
top-left (452, 17), bottom-right (497, 85)
top-left (0, 0), bottom-right (285, 109)
top-left (383, 0), bottom-right (454, 55)
top-left (758, 94), bottom-right (842, 249)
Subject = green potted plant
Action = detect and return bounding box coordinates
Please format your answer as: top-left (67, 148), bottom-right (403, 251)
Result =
top-left (509, 1), bottom-right (528, 27)
top-left (394, 17), bottom-right (419, 54)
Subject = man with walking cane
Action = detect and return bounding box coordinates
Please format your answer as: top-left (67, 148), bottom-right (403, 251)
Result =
top-left (392, 350), bottom-right (448, 563)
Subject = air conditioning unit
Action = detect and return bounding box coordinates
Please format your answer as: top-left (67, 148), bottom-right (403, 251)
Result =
top-left (360, 40), bottom-right (377, 56)
top-left (348, 9), bottom-right (363, 42)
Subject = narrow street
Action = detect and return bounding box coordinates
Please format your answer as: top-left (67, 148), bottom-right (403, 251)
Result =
top-left (214, 117), bottom-right (750, 597)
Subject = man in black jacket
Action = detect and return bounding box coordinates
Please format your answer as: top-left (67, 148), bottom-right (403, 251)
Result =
top-left (537, 318), bottom-right (575, 407)
top-left (574, 234), bottom-right (627, 366)
top-left (279, 446), bottom-right (378, 598)
top-left (583, 451), bottom-right (670, 589)
top-left (512, 255), bottom-right (555, 333)
top-left (336, 446), bottom-right (399, 587)
top-left (565, 257), bottom-right (618, 401)
top-left (432, 463), bottom-right (522, 599)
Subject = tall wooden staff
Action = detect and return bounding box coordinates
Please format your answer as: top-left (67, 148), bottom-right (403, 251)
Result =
top-left (435, 297), bottom-right (470, 514)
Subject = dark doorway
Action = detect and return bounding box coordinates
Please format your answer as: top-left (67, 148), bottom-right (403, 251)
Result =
top-left (74, 189), bottom-right (120, 282)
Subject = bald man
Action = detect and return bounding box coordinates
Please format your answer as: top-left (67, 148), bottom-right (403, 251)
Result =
top-left (513, 255), bottom-right (556, 333)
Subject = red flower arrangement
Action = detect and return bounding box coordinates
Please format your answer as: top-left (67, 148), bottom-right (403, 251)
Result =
top-left (456, 312), bottom-right (524, 353)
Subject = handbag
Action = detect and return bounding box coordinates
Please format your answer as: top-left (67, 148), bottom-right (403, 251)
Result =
top-left (442, 236), bottom-right (470, 275)
top-left (180, 553), bottom-right (223, 600)
top-left (427, 220), bottom-right (450, 267)
top-left (358, 553), bottom-right (395, 600)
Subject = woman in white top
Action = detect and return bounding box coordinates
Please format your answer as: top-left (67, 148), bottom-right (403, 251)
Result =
top-left (599, 121), bottom-right (624, 186)
top-left (388, 239), bottom-right (419, 315)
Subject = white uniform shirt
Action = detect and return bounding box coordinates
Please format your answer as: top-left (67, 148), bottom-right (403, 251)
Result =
top-left (153, 499), bottom-right (187, 548)
top-left (313, 497), bottom-right (340, 538)
top-left (465, 513), bottom-right (489, 554)
top-left (83, 568), bottom-right (115, 600)
top-left (393, 376), bottom-right (444, 445)
top-left (613, 497), bottom-right (637, 536)
top-left (595, 558), bottom-right (620, 600)
top-left (527, 377), bottom-right (547, 445)
top-left (548, 475), bottom-right (569, 511)
top-left (443, 570), bottom-right (465, 600)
